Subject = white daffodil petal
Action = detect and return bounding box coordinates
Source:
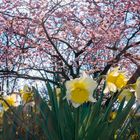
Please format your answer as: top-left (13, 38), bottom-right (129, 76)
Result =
top-left (72, 102), bottom-right (81, 108)
top-left (82, 77), bottom-right (97, 92)
top-left (108, 82), bottom-right (117, 93)
top-left (104, 86), bottom-right (109, 94)
top-left (89, 96), bottom-right (96, 102)
top-left (111, 67), bottom-right (119, 76)
top-left (66, 79), bottom-right (79, 91)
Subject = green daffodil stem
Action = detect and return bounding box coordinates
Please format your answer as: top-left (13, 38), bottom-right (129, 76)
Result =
top-left (75, 107), bottom-right (80, 140)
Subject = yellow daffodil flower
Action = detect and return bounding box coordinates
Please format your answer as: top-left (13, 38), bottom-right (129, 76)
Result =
top-left (135, 77), bottom-right (140, 101)
top-left (1, 94), bottom-right (18, 111)
top-left (104, 67), bottom-right (128, 93)
top-left (109, 111), bottom-right (117, 121)
top-left (118, 89), bottom-right (132, 102)
top-left (20, 85), bottom-right (33, 103)
top-left (65, 74), bottom-right (97, 108)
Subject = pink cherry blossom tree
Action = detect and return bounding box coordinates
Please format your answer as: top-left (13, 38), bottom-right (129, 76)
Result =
top-left (0, 0), bottom-right (140, 92)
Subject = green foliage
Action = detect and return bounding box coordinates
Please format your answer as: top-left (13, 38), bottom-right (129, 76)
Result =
top-left (0, 81), bottom-right (139, 140)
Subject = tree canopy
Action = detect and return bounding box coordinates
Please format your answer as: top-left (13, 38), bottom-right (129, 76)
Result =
top-left (0, 0), bottom-right (140, 92)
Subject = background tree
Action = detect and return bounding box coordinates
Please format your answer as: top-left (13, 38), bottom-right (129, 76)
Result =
top-left (0, 0), bottom-right (140, 92)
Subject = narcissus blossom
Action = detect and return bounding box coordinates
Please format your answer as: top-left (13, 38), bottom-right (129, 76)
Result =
top-left (104, 67), bottom-right (128, 93)
top-left (1, 94), bottom-right (18, 111)
top-left (20, 85), bottom-right (33, 103)
top-left (109, 111), bottom-right (117, 121)
top-left (65, 74), bottom-right (97, 108)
